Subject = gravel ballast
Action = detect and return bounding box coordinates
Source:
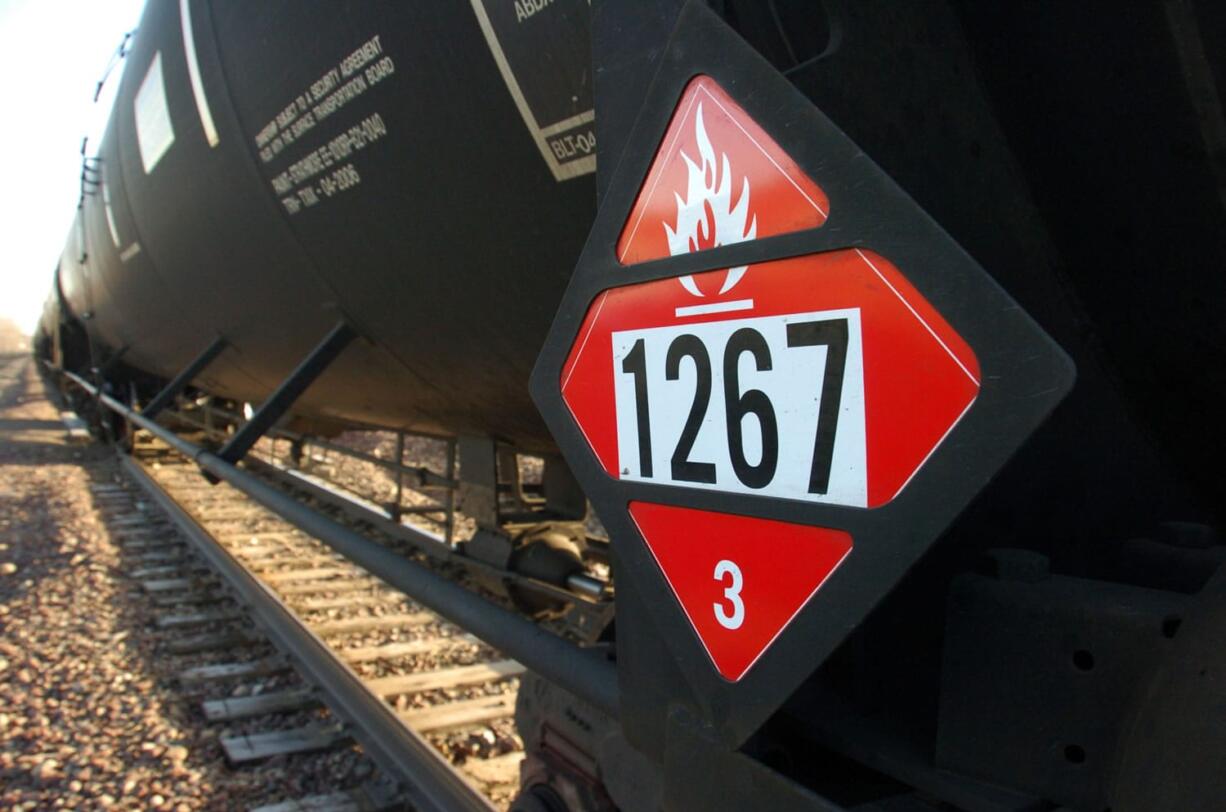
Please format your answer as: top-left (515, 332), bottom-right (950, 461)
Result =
top-left (0, 359), bottom-right (371, 810)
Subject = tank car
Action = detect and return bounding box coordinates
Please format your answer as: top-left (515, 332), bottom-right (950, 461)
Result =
top-left (41, 1), bottom-right (1226, 810)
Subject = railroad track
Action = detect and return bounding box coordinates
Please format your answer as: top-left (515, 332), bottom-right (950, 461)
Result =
top-left (105, 438), bottom-right (531, 811)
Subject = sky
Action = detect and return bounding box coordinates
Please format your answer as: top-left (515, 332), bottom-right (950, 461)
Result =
top-left (0, 0), bottom-right (147, 334)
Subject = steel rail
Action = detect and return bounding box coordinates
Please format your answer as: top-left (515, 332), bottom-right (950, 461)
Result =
top-left (62, 368), bottom-right (620, 719)
top-left (121, 455), bottom-right (493, 812)
top-left (244, 454), bottom-right (605, 605)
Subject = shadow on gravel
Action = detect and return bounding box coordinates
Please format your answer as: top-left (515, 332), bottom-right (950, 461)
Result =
top-left (0, 418), bottom-right (65, 432)
top-left (0, 438), bottom-right (98, 464)
top-left (2, 369), bottom-right (385, 808)
top-left (0, 359), bottom-right (33, 406)
top-left (0, 377), bottom-right (109, 618)
top-left (1, 368), bottom-right (248, 807)
top-left (0, 477), bottom-right (78, 601)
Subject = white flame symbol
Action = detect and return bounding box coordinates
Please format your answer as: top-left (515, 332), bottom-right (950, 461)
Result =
top-left (664, 102), bottom-right (758, 297)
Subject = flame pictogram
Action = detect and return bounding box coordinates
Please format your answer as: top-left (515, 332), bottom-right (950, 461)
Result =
top-left (664, 103), bottom-right (758, 297)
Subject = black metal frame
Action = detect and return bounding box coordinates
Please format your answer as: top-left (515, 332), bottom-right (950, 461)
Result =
top-left (530, 0), bottom-right (1073, 777)
top-left (142, 335), bottom-right (228, 419)
top-left (217, 321), bottom-right (355, 465)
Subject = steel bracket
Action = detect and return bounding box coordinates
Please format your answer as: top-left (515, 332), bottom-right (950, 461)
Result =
top-left (142, 335), bottom-right (228, 420)
top-left (216, 322), bottom-right (355, 466)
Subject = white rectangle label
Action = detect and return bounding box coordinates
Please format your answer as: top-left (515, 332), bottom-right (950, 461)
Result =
top-left (135, 52), bottom-right (176, 174)
top-left (612, 308), bottom-right (867, 507)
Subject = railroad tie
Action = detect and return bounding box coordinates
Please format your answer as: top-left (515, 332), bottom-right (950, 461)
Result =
top-left (155, 608), bottom-right (245, 630)
top-left (194, 508), bottom-right (270, 521)
top-left (131, 563), bottom-right (208, 580)
top-left (399, 693), bottom-right (517, 733)
top-left (120, 539), bottom-right (185, 553)
top-left (108, 514), bottom-right (167, 529)
top-left (93, 497), bottom-right (137, 508)
top-left (338, 635), bottom-right (480, 664)
top-left (246, 556), bottom-right (341, 573)
top-left (214, 530), bottom-right (299, 544)
top-left (114, 530), bottom-right (175, 545)
top-left (248, 785), bottom-right (401, 812)
top-left (150, 589), bottom-right (226, 608)
top-left (178, 658), bottom-right (290, 686)
top-left (224, 544), bottom-right (315, 561)
top-left (261, 567), bottom-right (354, 584)
top-left (275, 578), bottom-right (382, 596)
top-left (366, 660), bottom-right (524, 697)
top-left (166, 627), bottom-right (264, 655)
top-left (220, 723), bottom-right (349, 764)
top-left (88, 495), bottom-right (130, 502)
top-left (141, 576), bottom-right (218, 593)
top-left (291, 592), bottom-right (405, 612)
top-left (201, 687), bottom-right (319, 722)
top-left (129, 549), bottom-right (189, 565)
top-left (311, 612), bottom-right (437, 638)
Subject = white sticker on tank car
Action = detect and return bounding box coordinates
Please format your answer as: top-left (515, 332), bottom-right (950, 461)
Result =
top-left (469, 0), bottom-right (596, 182)
top-left (135, 52), bottom-right (176, 174)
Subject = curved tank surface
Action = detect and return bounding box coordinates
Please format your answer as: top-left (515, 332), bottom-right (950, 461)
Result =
top-left (62, 0), bottom-right (599, 449)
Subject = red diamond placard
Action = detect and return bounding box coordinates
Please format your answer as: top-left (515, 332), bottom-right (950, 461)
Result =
top-left (618, 76), bottom-right (829, 281)
top-left (533, 10), bottom-right (1073, 712)
top-left (558, 76), bottom-right (981, 681)
top-left (629, 502), bottom-right (852, 682)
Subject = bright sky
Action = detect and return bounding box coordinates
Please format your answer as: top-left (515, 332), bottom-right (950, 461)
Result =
top-left (0, 0), bottom-right (147, 334)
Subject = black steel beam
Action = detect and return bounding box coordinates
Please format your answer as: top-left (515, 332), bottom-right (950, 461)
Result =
top-left (61, 368), bottom-right (619, 720)
top-left (217, 322), bottom-right (356, 465)
top-left (142, 336), bottom-right (228, 419)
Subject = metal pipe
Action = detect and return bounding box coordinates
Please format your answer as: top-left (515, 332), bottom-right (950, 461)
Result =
top-left (567, 572), bottom-right (608, 600)
top-left (62, 369), bottom-right (620, 719)
top-left (393, 430), bottom-right (405, 521)
top-left (444, 438), bottom-right (457, 545)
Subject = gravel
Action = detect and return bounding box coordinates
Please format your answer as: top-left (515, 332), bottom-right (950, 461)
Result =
top-left (0, 360), bottom-right (376, 810)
